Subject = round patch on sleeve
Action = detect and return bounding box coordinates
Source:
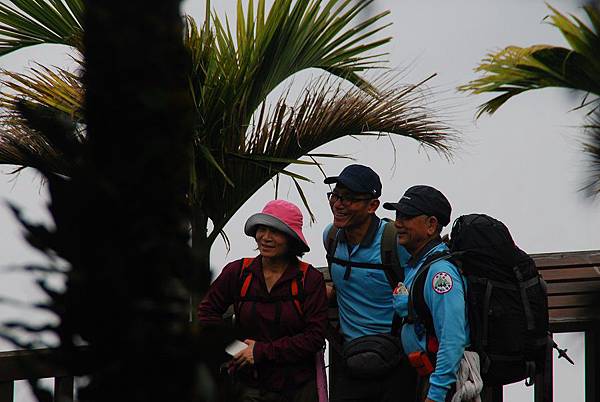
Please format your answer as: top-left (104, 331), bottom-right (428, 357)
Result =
top-left (432, 272), bottom-right (453, 294)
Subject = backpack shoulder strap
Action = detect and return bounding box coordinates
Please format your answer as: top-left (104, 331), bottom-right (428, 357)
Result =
top-left (291, 261), bottom-right (310, 316)
top-left (407, 251), bottom-right (452, 349)
top-left (233, 258), bottom-right (256, 324)
top-left (325, 225), bottom-right (340, 278)
top-left (381, 219), bottom-right (403, 288)
top-left (239, 257), bottom-right (255, 297)
top-left (325, 226), bottom-right (339, 261)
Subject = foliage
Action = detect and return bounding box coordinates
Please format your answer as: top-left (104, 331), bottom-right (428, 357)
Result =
top-left (0, 1), bottom-right (457, 308)
top-left (0, 0), bottom-right (83, 55)
top-left (460, 3), bottom-right (600, 195)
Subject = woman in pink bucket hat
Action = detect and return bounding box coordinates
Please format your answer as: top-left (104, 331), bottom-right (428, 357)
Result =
top-left (198, 200), bottom-right (328, 402)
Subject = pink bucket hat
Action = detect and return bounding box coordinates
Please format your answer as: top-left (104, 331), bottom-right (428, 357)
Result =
top-left (244, 200), bottom-right (310, 252)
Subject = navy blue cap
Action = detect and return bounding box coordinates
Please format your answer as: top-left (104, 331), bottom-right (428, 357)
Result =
top-left (324, 164), bottom-right (382, 197)
top-left (383, 185), bottom-right (451, 226)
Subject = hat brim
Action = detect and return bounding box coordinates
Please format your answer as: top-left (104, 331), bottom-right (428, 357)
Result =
top-left (382, 202), bottom-right (424, 217)
top-left (324, 176), bottom-right (366, 194)
top-left (323, 176), bottom-right (339, 185)
top-left (244, 213), bottom-right (310, 252)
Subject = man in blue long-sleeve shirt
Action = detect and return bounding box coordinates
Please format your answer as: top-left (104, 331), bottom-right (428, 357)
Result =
top-left (383, 185), bottom-right (469, 402)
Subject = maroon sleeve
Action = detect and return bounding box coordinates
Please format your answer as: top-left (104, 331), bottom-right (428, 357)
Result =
top-left (253, 266), bottom-right (328, 364)
top-left (197, 260), bottom-right (241, 325)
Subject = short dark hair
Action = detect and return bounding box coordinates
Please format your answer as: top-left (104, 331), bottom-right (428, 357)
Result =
top-left (287, 238), bottom-right (306, 258)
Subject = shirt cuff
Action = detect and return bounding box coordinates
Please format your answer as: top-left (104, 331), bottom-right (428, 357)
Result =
top-left (427, 382), bottom-right (449, 402)
top-left (253, 341), bottom-right (267, 364)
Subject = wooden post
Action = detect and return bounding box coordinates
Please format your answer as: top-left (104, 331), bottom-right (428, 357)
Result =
top-left (481, 385), bottom-right (503, 402)
top-left (0, 382), bottom-right (13, 402)
top-left (54, 376), bottom-right (74, 402)
top-left (585, 326), bottom-right (599, 402)
top-left (534, 333), bottom-right (553, 402)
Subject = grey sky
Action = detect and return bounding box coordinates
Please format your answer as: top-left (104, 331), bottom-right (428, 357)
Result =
top-left (0, 0), bottom-right (595, 401)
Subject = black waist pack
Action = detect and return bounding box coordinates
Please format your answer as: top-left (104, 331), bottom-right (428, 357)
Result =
top-left (341, 334), bottom-right (403, 378)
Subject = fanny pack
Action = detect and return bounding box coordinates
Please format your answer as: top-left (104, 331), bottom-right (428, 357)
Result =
top-left (341, 334), bottom-right (404, 378)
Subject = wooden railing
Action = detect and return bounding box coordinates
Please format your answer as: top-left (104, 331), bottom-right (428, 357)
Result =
top-left (0, 347), bottom-right (89, 402)
top-left (319, 249), bottom-right (600, 402)
top-left (532, 250), bottom-right (600, 402)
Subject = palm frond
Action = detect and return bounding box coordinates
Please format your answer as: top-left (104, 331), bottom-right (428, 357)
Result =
top-left (200, 73), bottom-right (456, 239)
top-left (195, 0), bottom-right (393, 139)
top-left (0, 0), bottom-right (84, 56)
top-left (582, 109), bottom-right (600, 196)
top-left (0, 121), bottom-right (73, 174)
top-left (459, 4), bottom-right (600, 117)
top-left (0, 65), bottom-right (83, 173)
top-left (1, 65), bottom-right (84, 119)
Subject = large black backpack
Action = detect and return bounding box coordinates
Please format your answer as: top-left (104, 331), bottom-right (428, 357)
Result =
top-left (409, 214), bottom-right (549, 386)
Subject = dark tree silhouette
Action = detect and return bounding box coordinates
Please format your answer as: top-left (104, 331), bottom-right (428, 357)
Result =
top-left (4, 0), bottom-right (226, 401)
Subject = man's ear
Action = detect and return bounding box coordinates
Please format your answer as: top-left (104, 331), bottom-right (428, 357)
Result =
top-left (368, 198), bottom-right (380, 213)
top-left (426, 216), bottom-right (439, 236)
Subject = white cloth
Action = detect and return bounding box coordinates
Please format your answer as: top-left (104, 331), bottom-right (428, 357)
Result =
top-left (451, 351), bottom-right (483, 402)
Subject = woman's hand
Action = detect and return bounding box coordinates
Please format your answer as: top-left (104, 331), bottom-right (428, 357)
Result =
top-left (232, 339), bottom-right (256, 369)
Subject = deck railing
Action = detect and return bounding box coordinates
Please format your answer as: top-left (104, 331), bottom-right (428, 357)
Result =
top-left (0, 347), bottom-right (89, 402)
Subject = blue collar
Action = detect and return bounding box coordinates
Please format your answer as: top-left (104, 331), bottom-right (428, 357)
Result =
top-left (407, 237), bottom-right (443, 267)
top-left (337, 215), bottom-right (381, 247)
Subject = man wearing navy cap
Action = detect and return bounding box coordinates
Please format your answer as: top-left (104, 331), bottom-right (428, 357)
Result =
top-left (323, 164), bottom-right (415, 402)
top-left (383, 185), bottom-right (469, 402)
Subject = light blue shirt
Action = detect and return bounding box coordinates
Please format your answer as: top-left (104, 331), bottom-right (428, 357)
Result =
top-left (394, 241), bottom-right (469, 402)
top-left (323, 216), bottom-right (410, 341)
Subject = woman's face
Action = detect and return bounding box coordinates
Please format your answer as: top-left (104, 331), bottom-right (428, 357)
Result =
top-left (255, 225), bottom-right (290, 259)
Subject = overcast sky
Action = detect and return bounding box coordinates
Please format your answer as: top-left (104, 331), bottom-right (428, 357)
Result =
top-left (0, 1), bottom-right (594, 401)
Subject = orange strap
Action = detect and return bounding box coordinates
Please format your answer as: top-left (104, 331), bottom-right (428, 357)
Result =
top-left (239, 258), bottom-right (254, 297)
top-left (239, 258), bottom-right (309, 315)
top-left (408, 351), bottom-right (435, 377)
top-left (291, 261), bottom-right (310, 315)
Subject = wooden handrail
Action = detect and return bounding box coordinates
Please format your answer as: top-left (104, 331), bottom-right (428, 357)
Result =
top-left (0, 346), bottom-right (90, 402)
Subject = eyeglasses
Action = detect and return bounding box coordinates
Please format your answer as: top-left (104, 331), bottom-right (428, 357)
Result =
top-left (327, 191), bottom-right (373, 206)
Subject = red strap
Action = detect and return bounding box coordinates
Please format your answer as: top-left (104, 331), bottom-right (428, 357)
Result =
top-left (241, 258), bottom-right (254, 272)
top-left (427, 334), bottom-right (439, 354)
top-left (239, 258), bottom-right (254, 297)
top-left (291, 261), bottom-right (310, 315)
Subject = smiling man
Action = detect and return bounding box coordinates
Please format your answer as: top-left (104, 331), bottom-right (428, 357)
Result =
top-left (322, 164), bottom-right (415, 402)
top-left (383, 185), bottom-right (469, 402)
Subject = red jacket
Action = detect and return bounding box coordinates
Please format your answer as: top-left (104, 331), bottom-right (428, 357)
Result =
top-left (197, 256), bottom-right (328, 391)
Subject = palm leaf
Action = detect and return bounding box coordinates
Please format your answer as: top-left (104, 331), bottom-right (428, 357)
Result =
top-left (1, 65), bottom-right (83, 118)
top-left (0, 0), bottom-right (457, 256)
top-left (0, 0), bottom-right (84, 56)
top-left (461, 4), bottom-right (600, 197)
top-left (200, 74), bottom-right (456, 240)
top-left (459, 4), bottom-right (600, 117)
top-left (582, 109), bottom-right (600, 195)
top-left (196, 0), bottom-right (394, 138)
